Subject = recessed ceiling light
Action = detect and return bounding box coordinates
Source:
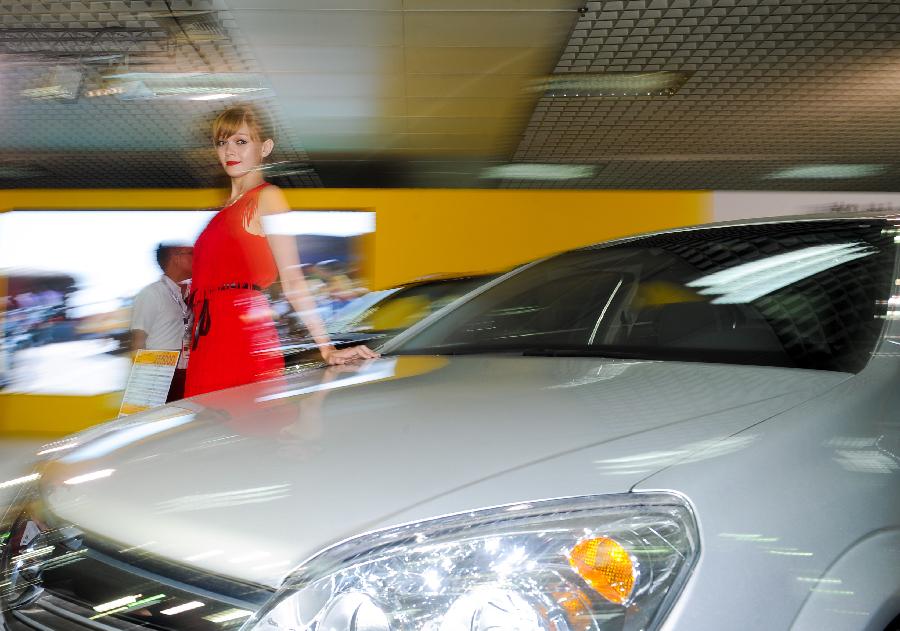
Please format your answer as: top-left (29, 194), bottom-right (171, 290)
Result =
top-left (189, 93), bottom-right (235, 101)
top-left (765, 164), bottom-right (887, 179)
top-left (480, 164), bottom-right (596, 180)
top-left (534, 71), bottom-right (691, 98)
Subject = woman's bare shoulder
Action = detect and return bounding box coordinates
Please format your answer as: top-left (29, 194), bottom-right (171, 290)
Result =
top-left (258, 183), bottom-right (290, 215)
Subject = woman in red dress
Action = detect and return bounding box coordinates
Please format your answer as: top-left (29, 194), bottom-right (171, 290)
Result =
top-left (185, 105), bottom-right (377, 397)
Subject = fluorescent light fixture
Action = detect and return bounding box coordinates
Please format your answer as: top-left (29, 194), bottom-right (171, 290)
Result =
top-left (0, 473), bottom-right (40, 489)
top-left (687, 243), bottom-right (874, 304)
top-left (63, 469), bottom-right (115, 485)
top-left (535, 71), bottom-right (691, 97)
top-left (103, 72), bottom-right (207, 80)
top-left (94, 595), bottom-right (141, 613)
top-left (261, 210), bottom-right (375, 238)
top-left (101, 72), bottom-right (268, 101)
top-left (21, 65), bottom-right (84, 101)
top-left (204, 609), bottom-right (253, 623)
top-left (161, 601), bottom-right (205, 616)
top-left (480, 164), bottom-right (596, 181)
top-left (765, 164), bottom-right (887, 180)
top-left (189, 92), bottom-right (235, 101)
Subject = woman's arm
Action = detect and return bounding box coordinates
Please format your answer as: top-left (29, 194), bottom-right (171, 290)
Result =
top-left (257, 185), bottom-right (378, 364)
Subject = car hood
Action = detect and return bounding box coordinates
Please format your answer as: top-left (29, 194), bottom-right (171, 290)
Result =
top-left (37, 355), bottom-right (846, 587)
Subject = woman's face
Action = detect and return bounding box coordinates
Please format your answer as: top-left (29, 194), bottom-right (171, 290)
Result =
top-left (215, 122), bottom-right (273, 177)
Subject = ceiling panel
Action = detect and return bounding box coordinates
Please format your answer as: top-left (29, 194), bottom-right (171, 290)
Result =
top-left (501, 0), bottom-right (900, 190)
top-left (230, 0), bottom-right (578, 168)
top-left (403, 0), bottom-right (583, 10)
top-left (403, 46), bottom-right (558, 75)
top-left (280, 97), bottom-right (409, 119)
top-left (405, 117), bottom-right (520, 134)
top-left (0, 0), bottom-right (321, 188)
top-left (403, 11), bottom-right (575, 47)
top-left (290, 117), bottom-right (409, 135)
top-left (399, 132), bottom-right (510, 153)
top-left (228, 1), bottom-right (403, 9)
top-left (251, 46), bottom-right (406, 74)
top-left (404, 97), bottom-right (526, 118)
top-left (269, 74), bottom-right (407, 98)
top-left (227, 10), bottom-right (404, 47)
top-left (405, 74), bottom-right (540, 98)
top-left (4, 1), bottom-right (900, 190)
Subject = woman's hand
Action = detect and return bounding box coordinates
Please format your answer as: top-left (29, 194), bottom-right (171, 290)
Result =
top-left (322, 344), bottom-right (380, 365)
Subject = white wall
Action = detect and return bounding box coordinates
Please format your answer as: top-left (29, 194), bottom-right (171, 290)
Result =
top-left (713, 191), bottom-right (900, 222)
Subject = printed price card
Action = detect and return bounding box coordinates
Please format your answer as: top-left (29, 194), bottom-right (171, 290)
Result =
top-left (119, 350), bottom-right (180, 416)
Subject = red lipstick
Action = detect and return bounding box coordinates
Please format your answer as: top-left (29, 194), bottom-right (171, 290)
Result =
top-left (226, 160), bottom-right (240, 166)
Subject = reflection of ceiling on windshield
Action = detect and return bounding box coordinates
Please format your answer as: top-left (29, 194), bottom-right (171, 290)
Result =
top-left (687, 243), bottom-right (875, 304)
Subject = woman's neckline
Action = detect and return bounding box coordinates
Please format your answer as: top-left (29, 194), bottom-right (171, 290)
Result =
top-left (224, 181), bottom-right (269, 208)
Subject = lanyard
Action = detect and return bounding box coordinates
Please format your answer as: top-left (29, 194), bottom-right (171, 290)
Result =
top-left (163, 279), bottom-right (192, 368)
top-left (162, 280), bottom-right (190, 330)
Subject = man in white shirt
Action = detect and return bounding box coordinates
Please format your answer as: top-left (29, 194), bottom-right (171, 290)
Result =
top-left (131, 243), bottom-right (193, 401)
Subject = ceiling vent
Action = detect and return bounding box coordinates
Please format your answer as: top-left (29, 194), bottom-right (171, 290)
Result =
top-left (0, 27), bottom-right (170, 64)
top-left (481, 164), bottom-right (597, 181)
top-left (152, 11), bottom-right (228, 44)
top-left (535, 71), bottom-right (692, 98)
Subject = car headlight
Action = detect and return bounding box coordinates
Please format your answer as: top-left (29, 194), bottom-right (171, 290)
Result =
top-left (243, 493), bottom-right (698, 631)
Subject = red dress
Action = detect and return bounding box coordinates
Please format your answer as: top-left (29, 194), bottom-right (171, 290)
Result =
top-left (185, 182), bottom-right (285, 397)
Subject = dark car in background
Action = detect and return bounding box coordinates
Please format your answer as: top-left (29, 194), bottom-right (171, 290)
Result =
top-left (281, 273), bottom-right (496, 369)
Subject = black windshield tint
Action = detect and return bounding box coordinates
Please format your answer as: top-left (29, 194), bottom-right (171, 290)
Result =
top-left (394, 220), bottom-right (897, 372)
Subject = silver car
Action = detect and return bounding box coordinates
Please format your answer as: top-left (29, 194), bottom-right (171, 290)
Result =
top-left (2, 213), bottom-right (899, 631)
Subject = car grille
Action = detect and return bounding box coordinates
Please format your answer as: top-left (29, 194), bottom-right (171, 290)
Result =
top-left (2, 520), bottom-right (272, 631)
top-left (7, 593), bottom-right (145, 630)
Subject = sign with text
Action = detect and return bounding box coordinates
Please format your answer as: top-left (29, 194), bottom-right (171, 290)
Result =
top-left (119, 350), bottom-right (179, 416)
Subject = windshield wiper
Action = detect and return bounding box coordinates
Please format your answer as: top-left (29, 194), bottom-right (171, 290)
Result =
top-left (389, 344), bottom-right (796, 368)
top-left (521, 347), bottom-right (652, 359)
top-left (387, 344), bottom-right (529, 356)
top-left (387, 345), bottom-right (646, 358)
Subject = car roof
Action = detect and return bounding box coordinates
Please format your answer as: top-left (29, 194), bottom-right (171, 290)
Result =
top-left (579, 210), bottom-right (900, 252)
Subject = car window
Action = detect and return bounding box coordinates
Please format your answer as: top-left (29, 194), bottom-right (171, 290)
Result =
top-left (349, 277), bottom-right (490, 333)
top-left (326, 289), bottom-right (396, 334)
top-left (394, 220), bottom-right (897, 372)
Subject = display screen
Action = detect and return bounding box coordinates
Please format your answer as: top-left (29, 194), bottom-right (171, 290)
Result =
top-left (0, 209), bottom-right (374, 394)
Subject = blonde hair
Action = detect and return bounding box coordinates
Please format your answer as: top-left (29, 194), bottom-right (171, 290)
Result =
top-left (211, 104), bottom-right (273, 142)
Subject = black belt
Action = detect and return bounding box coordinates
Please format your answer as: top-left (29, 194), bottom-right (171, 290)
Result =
top-left (217, 283), bottom-right (262, 291)
top-left (190, 283), bottom-right (264, 351)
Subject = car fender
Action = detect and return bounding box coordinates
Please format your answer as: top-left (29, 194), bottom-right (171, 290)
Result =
top-left (791, 528), bottom-right (900, 631)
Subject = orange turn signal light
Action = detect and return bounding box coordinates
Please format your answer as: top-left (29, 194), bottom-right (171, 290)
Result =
top-left (568, 536), bottom-right (636, 605)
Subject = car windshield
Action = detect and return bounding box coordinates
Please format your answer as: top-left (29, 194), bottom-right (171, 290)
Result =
top-left (392, 220), bottom-right (897, 372)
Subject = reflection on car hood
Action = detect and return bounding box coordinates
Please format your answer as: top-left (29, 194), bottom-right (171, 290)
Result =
top-left (37, 355), bottom-right (846, 587)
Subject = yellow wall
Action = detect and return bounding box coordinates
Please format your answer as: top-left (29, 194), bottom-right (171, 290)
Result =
top-left (0, 188), bottom-right (710, 288)
top-left (281, 189), bottom-right (709, 288)
top-left (0, 392), bottom-right (120, 437)
top-left (0, 187), bottom-right (709, 437)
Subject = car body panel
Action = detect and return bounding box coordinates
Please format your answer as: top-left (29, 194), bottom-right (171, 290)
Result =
top-left (37, 355), bottom-right (846, 587)
top-left (638, 357), bottom-right (900, 631)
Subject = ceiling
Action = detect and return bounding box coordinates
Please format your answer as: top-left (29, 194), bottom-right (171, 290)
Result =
top-left (0, 0), bottom-right (899, 190)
